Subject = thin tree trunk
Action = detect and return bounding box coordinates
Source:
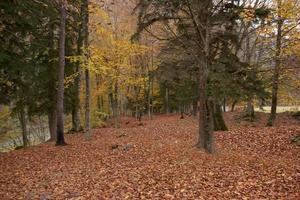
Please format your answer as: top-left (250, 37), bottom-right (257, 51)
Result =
top-left (180, 104), bottom-right (184, 119)
top-left (85, 69), bottom-right (91, 138)
top-left (213, 103), bottom-right (228, 131)
top-left (72, 14), bottom-right (84, 132)
top-left (165, 86), bottom-right (170, 115)
top-left (192, 100), bottom-right (198, 117)
top-left (19, 106), bottom-right (28, 147)
top-left (267, 4), bottom-right (283, 126)
top-left (47, 22), bottom-right (57, 140)
top-left (148, 75), bottom-right (152, 119)
top-left (96, 75), bottom-right (102, 111)
top-left (83, 0), bottom-right (91, 138)
top-left (56, 1), bottom-right (67, 146)
top-left (245, 99), bottom-right (255, 121)
top-left (223, 97), bottom-right (226, 112)
top-left (231, 100), bottom-right (237, 112)
top-left (48, 109), bottom-right (57, 140)
top-left (114, 84), bottom-right (120, 128)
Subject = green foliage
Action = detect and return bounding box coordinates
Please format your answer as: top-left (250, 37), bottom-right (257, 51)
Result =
top-left (91, 111), bottom-right (107, 128)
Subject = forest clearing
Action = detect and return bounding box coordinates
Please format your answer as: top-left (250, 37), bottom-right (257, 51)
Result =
top-left (1, 0), bottom-right (300, 199)
top-left (0, 112), bottom-right (299, 199)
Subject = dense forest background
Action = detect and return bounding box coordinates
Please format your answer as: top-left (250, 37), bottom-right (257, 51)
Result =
top-left (0, 0), bottom-right (299, 151)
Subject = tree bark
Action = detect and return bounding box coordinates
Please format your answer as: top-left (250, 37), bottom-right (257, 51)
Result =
top-left (148, 74), bottom-right (152, 119)
top-left (223, 97), bottom-right (226, 112)
top-left (72, 10), bottom-right (84, 132)
top-left (213, 103), bottom-right (228, 131)
top-left (85, 69), bottom-right (91, 138)
top-left (19, 106), bottom-right (28, 147)
top-left (180, 104), bottom-right (184, 119)
top-left (196, 10), bottom-right (214, 153)
top-left (48, 109), bottom-right (57, 140)
top-left (196, 57), bottom-right (214, 153)
top-left (47, 22), bottom-right (57, 140)
top-left (267, 2), bottom-right (283, 126)
top-left (165, 86), bottom-right (170, 115)
top-left (96, 75), bottom-right (102, 111)
top-left (113, 84), bottom-right (120, 128)
top-left (56, 1), bottom-right (67, 146)
top-left (245, 99), bottom-right (255, 121)
top-left (192, 100), bottom-right (198, 117)
top-left (83, 0), bottom-right (91, 138)
top-left (231, 100), bottom-right (237, 112)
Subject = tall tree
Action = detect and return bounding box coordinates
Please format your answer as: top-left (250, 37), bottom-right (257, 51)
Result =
top-left (83, 0), bottom-right (91, 139)
top-left (56, 0), bottom-right (67, 146)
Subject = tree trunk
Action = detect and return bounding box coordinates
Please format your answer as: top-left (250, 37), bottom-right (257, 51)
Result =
top-left (47, 22), bottom-right (57, 141)
top-left (83, 0), bottom-right (91, 138)
top-left (245, 99), bottom-right (255, 121)
top-left (180, 104), bottom-right (184, 119)
top-left (72, 65), bottom-right (82, 132)
top-left (19, 106), bottom-right (28, 147)
top-left (113, 84), bottom-right (120, 128)
top-left (196, 57), bottom-right (214, 153)
top-left (56, 1), bottom-right (67, 146)
top-left (213, 103), bottom-right (228, 131)
top-left (85, 69), bottom-right (91, 138)
top-left (267, 4), bottom-right (283, 126)
top-left (148, 75), bottom-right (152, 119)
top-left (231, 100), bottom-right (237, 112)
top-left (48, 109), bottom-right (57, 140)
top-left (196, 12), bottom-right (214, 153)
top-left (223, 97), bottom-right (226, 112)
top-left (72, 12), bottom-right (84, 132)
top-left (192, 100), bottom-right (198, 117)
top-left (165, 86), bottom-right (170, 115)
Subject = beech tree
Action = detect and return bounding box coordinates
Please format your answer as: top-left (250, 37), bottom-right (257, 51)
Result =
top-left (56, 0), bottom-right (67, 146)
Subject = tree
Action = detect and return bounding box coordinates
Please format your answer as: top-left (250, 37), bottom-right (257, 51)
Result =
top-left (266, 0), bottom-right (300, 126)
top-left (83, 0), bottom-right (91, 139)
top-left (56, 0), bottom-right (67, 146)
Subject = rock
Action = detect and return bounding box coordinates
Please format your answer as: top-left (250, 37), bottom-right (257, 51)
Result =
top-left (111, 144), bottom-right (119, 150)
top-left (122, 144), bottom-right (134, 151)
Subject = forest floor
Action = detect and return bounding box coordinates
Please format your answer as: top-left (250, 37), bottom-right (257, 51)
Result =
top-left (0, 112), bottom-right (299, 199)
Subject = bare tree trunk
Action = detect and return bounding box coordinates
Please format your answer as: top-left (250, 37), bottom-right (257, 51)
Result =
top-left (212, 102), bottom-right (228, 131)
top-left (96, 75), bottom-right (102, 111)
top-left (48, 109), bottom-right (57, 140)
top-left (165, 86), bottom-right (170, 115)
top-left (197, 57), bottom-right (214, 153)
top-left (83, 0), bottom-right (91, 138)
top-left (196, 10), bottom-right (214, 153)
top-left (56, 1), bottom-right (67, 146)
top-left (72, 13), bottom-right (84, 132)
top-left (223, 97), bottom-right (226, 112)
top-left (72, 64), bottom-right (82, 132)
top-left (267, 3), bottom-right (283, 126)
top-left (231, 100), bottom-right (237, 112)
top-left (245, 99), bottom-right (255, 121)
top-left (192, 100), bottom-right (198, 117)
top-left (19, 106), bottom-right (28, 147)
top-left (180, 104), bottom-right (184, 119)
top-left (85, 69), bottom-right (91, 138)
top-left (114, 84), bottom-right (120, 128)
top-left (148, 76), bottom-right (152, 119)
top-left (47, 22), bottom-right (57, 140)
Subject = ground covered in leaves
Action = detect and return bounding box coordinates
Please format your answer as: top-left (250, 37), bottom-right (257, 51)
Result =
top-left (0, 112), bottom-right (299, 199)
